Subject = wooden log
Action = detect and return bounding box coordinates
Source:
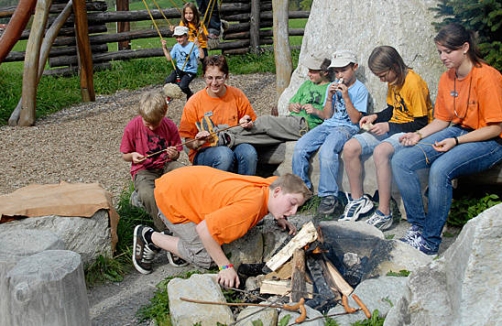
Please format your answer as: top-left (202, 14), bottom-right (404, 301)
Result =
top-left (44, 62), bottom-right (112, 77)
top-left (52, 28), bottom-right (171, 46)
top-left (48, 47), bottom-right (164, 67)
top-left (272, 0), bottom-right (293, 98)
top-left (9, 0), bottom-right (73, 126)
top-left (290, 248), bottom-right (307, 303)
top-left (324, 259), bottom-right (354, 297)
top-left (0, 0), bottom-right (36, 65)
top-left (50, 0), bottom-right (107, 12)
top-left (305, 255), bottom-right (337, 311)
top-left (56, 24), bottom-right (108, 36)
top-left (265, 221), bottom-right (317, 272)
top-left (66, 9), bottom-right (181, 24)
top-left (18, 0), bottom-right (51, 126)
top-left (6, 250), bottom-right (90, 325)
top-left (223, 28), bottom-right (303, 41)
top-left (249, 0), bottom-right (260, 54)
top-left (260, 10), bottom-right (310, 19)
top-left (116, 0), bottom-right (130, 50)
top-left (317, 258), bottom-right (342, 303)
top-left (0, 230), bottom-right (65, 326)
top-left (73, 0), bottom-right (95, 102)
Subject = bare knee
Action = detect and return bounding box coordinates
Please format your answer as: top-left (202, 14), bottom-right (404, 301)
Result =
top-left (343, 139), bottom-right (362, 160)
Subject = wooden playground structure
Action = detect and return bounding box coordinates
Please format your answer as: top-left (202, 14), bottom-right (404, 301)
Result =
top-left (0, 0), bottom-right (308, 126)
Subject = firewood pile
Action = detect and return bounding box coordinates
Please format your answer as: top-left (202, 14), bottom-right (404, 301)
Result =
top-left (238, 222), bottom-right (372, 321)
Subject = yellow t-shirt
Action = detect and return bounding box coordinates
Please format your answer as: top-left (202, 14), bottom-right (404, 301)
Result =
top-left (180, 21), bottom-right (208, 49)
top-left (154, 166), bottom-right (275, 245)
top-left (388, 69), bottom-right (433, 124)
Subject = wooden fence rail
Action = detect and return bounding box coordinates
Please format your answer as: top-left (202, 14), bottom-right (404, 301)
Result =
top-left (0, 0), bottom-right (308, 76)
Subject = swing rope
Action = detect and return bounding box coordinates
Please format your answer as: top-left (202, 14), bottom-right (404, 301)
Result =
top-left (141, 0), bottom-right (177, 71)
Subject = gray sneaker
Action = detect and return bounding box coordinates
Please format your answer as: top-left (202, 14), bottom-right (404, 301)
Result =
top-left (339, 195), bottom-right (373, 221)
top-left (366, 210), bottom-right (392, 230)
top-left (317, 195), bottom-right (338, 215)
top-left (399, 225), bottom-right (423, 247)
top-left (130, 190), bottom-right (144, 209)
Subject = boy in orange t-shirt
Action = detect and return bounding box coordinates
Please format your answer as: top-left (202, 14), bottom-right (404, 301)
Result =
top-left (132, 166), bottom-right (311, 288)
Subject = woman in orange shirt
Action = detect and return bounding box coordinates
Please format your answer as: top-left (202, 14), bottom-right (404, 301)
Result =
top-left (394, 23), bottom-right (502, 255)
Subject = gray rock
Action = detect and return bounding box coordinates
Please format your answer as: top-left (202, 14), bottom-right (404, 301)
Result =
top-left (278, 0), bottom-right (442, 115)
top-left (167, 274), bottom-right (234, 325)
top-left (0, 209), bottom-right (113, 265)
top-left (328, 276), bottom-right (408, 325)
top-left (385, 204), bottom-right (502, 325)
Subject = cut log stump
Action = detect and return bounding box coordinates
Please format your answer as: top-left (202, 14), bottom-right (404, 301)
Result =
top-left (6, 250), bottom-right (90, 326)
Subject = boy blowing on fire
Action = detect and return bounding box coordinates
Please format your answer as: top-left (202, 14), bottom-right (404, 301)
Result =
top-left (133, 166), bottom-right (312, 288)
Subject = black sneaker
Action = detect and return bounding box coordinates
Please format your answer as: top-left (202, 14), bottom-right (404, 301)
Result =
top-left (317, 195), bottom-right (338, 215)
top-left (133, 225), bottom-right (159, 275)
top-left (166, 251), bottom-right (189, 267)
top-left (160, 230), bottom-right (189, 267)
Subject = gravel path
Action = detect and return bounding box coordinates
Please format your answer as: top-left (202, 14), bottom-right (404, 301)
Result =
top-left (0, 73), bottom-right (276, 325)
top-left (0, 73), bottom-right (277, 202)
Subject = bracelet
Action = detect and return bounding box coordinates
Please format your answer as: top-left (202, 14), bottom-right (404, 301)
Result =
top-left (415, 131), bottom-right (423, 140)
top-left (454, 136), bottom-right (459, 145)
top-left (219, 264), bottom-right (234, 271)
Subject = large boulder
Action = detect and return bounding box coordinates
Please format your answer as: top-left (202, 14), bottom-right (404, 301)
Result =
top-left (278, 0), bottom-right (443, 115)
top-left (385, 203), bottom-right (502, 325)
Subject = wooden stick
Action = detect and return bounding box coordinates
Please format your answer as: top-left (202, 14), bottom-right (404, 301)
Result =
top-left (143, 124), bottom-right (240, 159)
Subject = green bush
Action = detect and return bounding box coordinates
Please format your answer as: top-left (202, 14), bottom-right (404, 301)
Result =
top-left (430, 0), bottom-right (502, 71)
top-left (448, 193), bottom-right (501, 227)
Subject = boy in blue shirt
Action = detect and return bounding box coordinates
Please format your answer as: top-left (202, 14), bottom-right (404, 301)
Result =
top-left (161, 26), bottom-right (204, 100)
top-left (292, 50), bottom-right (369, 216)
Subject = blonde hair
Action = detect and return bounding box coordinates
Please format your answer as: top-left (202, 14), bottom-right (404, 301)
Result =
top-left (270, 173), bottom-right (312, 201)
top-left (138, 91), bottom-right (168, 124)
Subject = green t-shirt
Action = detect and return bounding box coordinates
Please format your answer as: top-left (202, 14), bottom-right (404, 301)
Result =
top-left (289, 80), bottom-right (330, 130)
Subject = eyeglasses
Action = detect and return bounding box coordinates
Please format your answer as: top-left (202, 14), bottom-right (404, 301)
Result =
top-left (204, 74), bottom-right (226, 82)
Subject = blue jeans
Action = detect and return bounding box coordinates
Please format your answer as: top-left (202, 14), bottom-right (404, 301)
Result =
top-left (391, 126), bottom-right (502, 251)
top-left (194, 143), bottom-right (257, 175)
top-left (292, 124), bottom-right (355, 196)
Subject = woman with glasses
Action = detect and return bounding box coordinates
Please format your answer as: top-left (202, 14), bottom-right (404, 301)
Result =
top-left (179, 55), bottom-right (258, 175)
top-left (393, 23), bottom-right (502, 255)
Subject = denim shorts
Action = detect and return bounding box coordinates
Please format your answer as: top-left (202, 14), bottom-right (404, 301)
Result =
top-left (353, 132), bottom-right (405, 156)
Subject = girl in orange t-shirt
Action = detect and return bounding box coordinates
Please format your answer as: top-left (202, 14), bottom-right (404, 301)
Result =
top-left (394, 23), bottom-right (502, 255)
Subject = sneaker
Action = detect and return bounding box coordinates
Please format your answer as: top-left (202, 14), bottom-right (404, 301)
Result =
top-left (166, 251), bottom-right (189, 267)
top-left (399, 225), bottom-right (423, 247)
top-left (339, 195), bottom-right (374, 221)
top-left (133, 225), bottom-right (159, 275)
top-left (160, 230), bottom-right (189, 267)
top-left (366, 210), bottom-right (393, 230)
top-left (416, 237), bottom-right (438, 256)
top-left (221, 19), bottom-right (229, 32)
top-left (130, 190), bottom-right (143, 209)
top-left (317, 195), bottom-right (338, 215)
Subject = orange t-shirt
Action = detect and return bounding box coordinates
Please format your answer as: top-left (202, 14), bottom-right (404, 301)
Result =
top-left (435, 63), bottom-right (502, 137)
top-left (154, 166), bottom-right (276, 245)
top-left (179, 85), bottom-right (257, 161)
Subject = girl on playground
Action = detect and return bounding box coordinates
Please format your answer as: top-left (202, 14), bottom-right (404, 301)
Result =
top-left (179, 2), bottom-right (208, 58)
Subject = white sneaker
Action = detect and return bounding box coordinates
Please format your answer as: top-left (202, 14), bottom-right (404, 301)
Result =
top-left (339, 195), bottom-right (373, 221)
top-left (366, 210), bottom-right (392, 230)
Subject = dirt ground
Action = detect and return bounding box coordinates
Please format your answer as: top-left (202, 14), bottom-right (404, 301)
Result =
top-left (0, 73), bottom-right (277, 201)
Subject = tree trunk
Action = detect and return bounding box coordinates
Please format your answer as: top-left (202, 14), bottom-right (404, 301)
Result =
top-left (19, 0), bottom-right (52, 126)
top-left (272, 0), bottom-right (292, 98)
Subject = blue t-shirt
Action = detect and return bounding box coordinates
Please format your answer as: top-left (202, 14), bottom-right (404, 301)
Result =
top-left (170, 42), bottom-right (199, 74)
top-left (322, 79), bottom-right (369, 132)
